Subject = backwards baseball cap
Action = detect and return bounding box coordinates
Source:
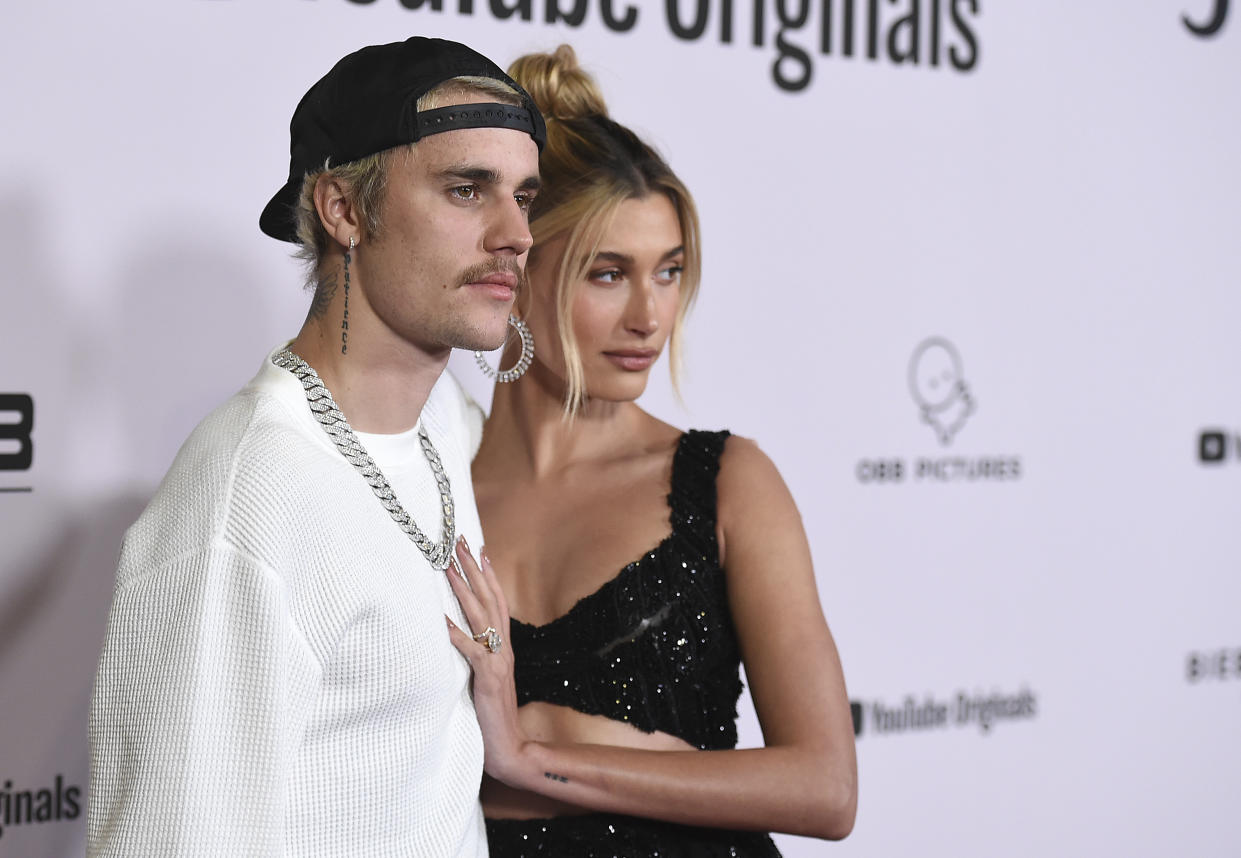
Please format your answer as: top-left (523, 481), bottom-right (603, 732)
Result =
top-left (260, 36), bottom-right (546, 244)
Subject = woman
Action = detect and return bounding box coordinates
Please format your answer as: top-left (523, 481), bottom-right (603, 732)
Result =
top-left (444, 45), bottom-right (856, 856)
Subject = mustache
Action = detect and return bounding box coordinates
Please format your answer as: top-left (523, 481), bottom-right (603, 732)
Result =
top-left (457, 260), bottom-right (528, 295)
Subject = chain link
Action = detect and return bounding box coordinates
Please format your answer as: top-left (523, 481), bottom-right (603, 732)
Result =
top-left (273, 349), bottom-right (456, 571)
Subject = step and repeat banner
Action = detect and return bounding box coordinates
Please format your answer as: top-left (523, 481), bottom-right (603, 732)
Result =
top-left (2, 1), bottom-right (1238, 856)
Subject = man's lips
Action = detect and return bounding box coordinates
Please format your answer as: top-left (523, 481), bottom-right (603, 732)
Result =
top-left (465, 271), bottom-right (519, 299)
top-left (603, 349), bottom-right (659, 370)
top-left (469, 272), bottom-right (519, 289)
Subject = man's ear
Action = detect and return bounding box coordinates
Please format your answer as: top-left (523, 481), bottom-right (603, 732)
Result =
top-left (313, 175), bottom-right (362, 248)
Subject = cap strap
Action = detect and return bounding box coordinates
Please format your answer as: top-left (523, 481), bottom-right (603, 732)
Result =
top-left (413, 103), bottom-right (540, 143)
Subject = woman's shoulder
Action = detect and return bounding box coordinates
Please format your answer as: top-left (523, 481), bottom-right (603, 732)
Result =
top-left (715, 431), bottom-right (766, 470)
top-left (713, 433), bottom-right (798, 529)
top-left (679, 429), bottom-right (770, 477)
top-left (619, 412), bottom-right (780, 492)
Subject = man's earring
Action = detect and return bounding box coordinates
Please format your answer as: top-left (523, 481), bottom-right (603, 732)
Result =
top-left (475, 316), bottom-right (534, 383)
top-left (341, 236), bottom-right (354, 355)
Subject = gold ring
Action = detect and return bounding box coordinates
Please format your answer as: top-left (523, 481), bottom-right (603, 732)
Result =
top-left (472, 627), bottom-right (502, 654)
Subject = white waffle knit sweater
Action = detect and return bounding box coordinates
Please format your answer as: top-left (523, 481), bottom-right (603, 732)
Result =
top-left (88, 347), bottom-right (488, 858)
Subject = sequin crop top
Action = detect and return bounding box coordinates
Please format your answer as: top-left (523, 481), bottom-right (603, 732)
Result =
top-left (509, 430), bottom-right (744, 752)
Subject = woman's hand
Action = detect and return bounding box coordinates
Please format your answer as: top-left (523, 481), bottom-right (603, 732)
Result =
top-left (444, 536), bottom-right (529, 785)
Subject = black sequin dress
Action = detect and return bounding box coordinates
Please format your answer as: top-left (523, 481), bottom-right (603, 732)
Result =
top-left (486, 430), bottom-right (782, 857)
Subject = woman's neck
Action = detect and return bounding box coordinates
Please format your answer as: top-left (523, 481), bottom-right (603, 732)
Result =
top-left (480, 365), bottom-right (643, 480)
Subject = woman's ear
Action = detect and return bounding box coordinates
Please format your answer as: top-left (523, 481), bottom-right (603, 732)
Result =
top-left (313, 174), bottom-right (361, 249)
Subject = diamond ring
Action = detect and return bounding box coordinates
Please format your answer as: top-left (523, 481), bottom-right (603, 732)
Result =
top-left (472, 627), bottom-right (502, 654)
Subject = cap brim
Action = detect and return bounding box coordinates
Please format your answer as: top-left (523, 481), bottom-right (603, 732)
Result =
top-left (259, 179), bottom-right (302, 244)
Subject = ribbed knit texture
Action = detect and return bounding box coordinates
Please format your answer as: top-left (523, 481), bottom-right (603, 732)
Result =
top-left (88, 347), bottom-right (488, 858)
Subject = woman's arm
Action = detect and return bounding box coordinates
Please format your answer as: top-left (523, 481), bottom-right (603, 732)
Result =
top-left (445, 438), bottom-right (857, 840)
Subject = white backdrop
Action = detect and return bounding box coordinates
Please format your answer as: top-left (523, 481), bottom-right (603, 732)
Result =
top-left (2, 1), bottom-right (1239, 856)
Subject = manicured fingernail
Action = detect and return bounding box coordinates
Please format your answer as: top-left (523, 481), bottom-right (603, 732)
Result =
top-left (480, 546), bottom-right (490, 565)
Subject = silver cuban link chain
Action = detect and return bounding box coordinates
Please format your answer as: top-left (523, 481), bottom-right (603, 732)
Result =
top-left (273, 348), bottom-right (456, 571)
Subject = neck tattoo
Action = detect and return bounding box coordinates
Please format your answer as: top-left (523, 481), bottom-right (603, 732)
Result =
top-left (340, 247), bottom-right (351, 355)
top-left (272, 348), bottom-right (457, 570)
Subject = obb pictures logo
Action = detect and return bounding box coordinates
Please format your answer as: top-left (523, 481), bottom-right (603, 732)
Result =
top-left (855, 336), bottom-right (1020, 484)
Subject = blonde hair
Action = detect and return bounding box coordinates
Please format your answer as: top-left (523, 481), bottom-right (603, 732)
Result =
top-left (508, 45), bottom-right (702, 415)
top-left (292, 76), bottom-right (523, 283)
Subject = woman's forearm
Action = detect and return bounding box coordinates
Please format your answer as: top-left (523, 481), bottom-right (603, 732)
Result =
top-left (499, 740), bottom-right (857, 840)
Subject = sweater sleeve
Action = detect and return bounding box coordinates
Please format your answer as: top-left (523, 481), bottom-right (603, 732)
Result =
top-left (87, 542), bottom-right (321, 857)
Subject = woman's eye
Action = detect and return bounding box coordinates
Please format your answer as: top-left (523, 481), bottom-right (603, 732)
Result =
top-left (591, 269), bottom-right (622, 284)
top-left (657, 265), bottom-right (684, 284)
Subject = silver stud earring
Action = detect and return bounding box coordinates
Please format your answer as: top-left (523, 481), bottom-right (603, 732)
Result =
top-left (475, 315), bottom-right (534, 383)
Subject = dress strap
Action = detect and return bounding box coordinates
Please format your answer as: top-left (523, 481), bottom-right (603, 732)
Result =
top-left (667, 430), bottom-right (731, 555)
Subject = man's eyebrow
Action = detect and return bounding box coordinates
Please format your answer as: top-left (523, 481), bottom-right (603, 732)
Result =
top-left (436, 166), bottom-right (542, 193)
top-left (437, 165), bottom-right (501, 185)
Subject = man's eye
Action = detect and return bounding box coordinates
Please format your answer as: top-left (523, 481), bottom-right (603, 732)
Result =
top-left (451, 185), bottom-right (479, 201)
top-left (515, 193), bottom-right (535, 211)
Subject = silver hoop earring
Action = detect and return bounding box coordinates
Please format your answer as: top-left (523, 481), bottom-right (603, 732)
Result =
top-left (475, 315), bottom-right (534, 383)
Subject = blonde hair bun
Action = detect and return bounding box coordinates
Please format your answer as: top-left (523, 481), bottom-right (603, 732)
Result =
top-left (508, 45), bottom-right (608, 121)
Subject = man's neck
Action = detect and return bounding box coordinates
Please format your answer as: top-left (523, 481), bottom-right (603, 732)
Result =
top-left (287, 317), bottom-right (449, 435)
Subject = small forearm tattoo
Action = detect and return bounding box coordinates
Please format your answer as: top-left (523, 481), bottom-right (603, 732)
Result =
top-left (544, 772), bottom-right (569, 784)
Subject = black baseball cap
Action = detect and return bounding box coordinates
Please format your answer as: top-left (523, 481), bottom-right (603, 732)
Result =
top-left (260, 36), bottom-right (546, 244)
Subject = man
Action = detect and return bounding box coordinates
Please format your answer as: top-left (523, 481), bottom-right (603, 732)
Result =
top-left (88, 37), bottom-right (543, 856)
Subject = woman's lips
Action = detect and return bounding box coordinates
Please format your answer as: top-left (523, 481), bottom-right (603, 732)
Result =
top-left (603, 349), bottom-right (658, 371)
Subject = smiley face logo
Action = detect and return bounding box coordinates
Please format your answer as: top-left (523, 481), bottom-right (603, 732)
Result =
top-left (908, 337), bottom-right (975, 446)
